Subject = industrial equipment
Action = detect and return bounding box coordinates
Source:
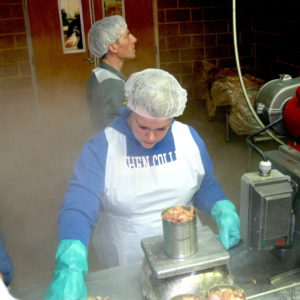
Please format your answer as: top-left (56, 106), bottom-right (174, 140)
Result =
top-left (140, 75), bottom-right (300, 300)
top-left (241, 74), bottom-right (300, 257)
top-left (255, 74), bottom-right (300, 136)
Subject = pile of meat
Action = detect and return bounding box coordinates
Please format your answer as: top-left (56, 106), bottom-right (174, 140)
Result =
top-left (207, 286), bottom-right (245, 300)
top-left (162, 206), bottom-right (196, 223)
top-left (209, 72), bottom-right (264, 135)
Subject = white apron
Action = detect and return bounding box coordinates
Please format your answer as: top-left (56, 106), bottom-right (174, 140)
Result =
top-left (92, 122), bottom-right (204, 268)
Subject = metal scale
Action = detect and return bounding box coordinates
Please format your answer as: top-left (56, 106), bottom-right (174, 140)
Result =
top-left (140, 225), bottom-right (233, 300)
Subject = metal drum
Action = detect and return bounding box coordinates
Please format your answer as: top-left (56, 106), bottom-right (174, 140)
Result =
top-left (255, 74), bottom-right (300, 134)
top-left (162, 205), bottom-right (198, 258)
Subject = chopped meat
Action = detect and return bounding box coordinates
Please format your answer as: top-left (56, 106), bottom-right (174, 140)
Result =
top-left (207, 287), bottom-right (245, 300)
top-left (162, 206), bottom-right (196, 223)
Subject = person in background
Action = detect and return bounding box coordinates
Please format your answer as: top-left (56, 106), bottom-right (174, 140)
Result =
top-left (0, 235), bottom-right (18, 300)
top-left (45, 68), bottom-right (240, 300)
top-left (87, 15), bottom-right (137, 132)
top-left (61, 9), bottom-right (69, 26)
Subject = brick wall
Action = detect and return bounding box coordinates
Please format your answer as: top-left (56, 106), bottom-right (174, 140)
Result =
top-left (0, 0), bottom-right (32, 99)
top-left (1, 0), bottom-right (299, 102)
top-left (157, 0), bottom-right (254, 101)
top-left (252, 0), bottom-right (300, 80)
top-left (157, 0), bottom-right (300, 100)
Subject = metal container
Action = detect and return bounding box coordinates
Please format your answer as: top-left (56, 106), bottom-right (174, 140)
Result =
top-left (141, 259), bottom-right (232, 300)
top-left (255, 74), bottom-right (300, 134)
top-left (140, 226), bottom-right (231, 300)
top-left (161, 205), bottom-right (198, 258)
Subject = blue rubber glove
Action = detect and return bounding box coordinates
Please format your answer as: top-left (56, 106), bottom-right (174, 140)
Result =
top-left (44, 240), bottom-right (88, 300)
top-left (211, 200), bottom-right (240, 249)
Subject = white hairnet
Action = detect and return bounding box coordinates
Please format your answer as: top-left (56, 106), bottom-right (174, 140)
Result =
top-left (88, 15), bottom-right (127, 58)
top-left (125, 69), bottom-right (187, 119)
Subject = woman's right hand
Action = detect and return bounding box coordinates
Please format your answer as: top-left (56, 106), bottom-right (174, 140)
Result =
top-left (44, 240), bottom-right (88, 300)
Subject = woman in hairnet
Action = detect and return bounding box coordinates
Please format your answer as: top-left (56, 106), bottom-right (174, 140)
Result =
top-left (45, 69), bottom-right (240, 300)
top-left (87, 15), bottom-right (137, 132)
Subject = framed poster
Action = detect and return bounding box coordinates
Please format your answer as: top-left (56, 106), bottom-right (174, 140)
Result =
top-left (58, 0), bottom-right (86, 53)
top-left (102, 0), bottom-right (124, 17)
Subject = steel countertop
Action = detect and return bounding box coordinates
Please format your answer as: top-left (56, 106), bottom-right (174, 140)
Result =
top-left (15, 242), bottom-right (300, 300)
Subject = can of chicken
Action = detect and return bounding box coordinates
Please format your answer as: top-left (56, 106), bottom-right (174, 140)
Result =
top-left (161, 205), bottom-right (198, 258)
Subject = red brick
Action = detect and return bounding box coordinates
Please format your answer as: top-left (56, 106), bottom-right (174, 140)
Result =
top-left (204, 21), bottom-right (229, 34)
top-left (180, 22), bottom-right (203, 35)
top-left (0, 0), bottom-right (21, 3)
top-left (167, 36), bottom-right (191, 49)
top-left (19, 62), bottom-right (31, 76)
top-left (205, 46), bottom-right (230, 59)
top-left (158, 10), bottom-right (165, 23)
top-left (159, 37), bottom-right (167, 50)
top-left (218, 58), bottom-right (236, 69)
top-left (0, 35), bottom-right (14, 49)
top-left (192, 35), bottom-right (204, 47)
top-left (157, 0), bottom-right (178, 9)
top-left (181, 48), bottom-right (204, 61)
top-left (0, 76), bottom-right (31, 91)
top-left (166, 9), bottom-right (190, 23)
top-left (15, 33), bottom-right (27, 47)
top-left (206, 58), bottom-right (217, 66)
top-left (216, 33), bottom-right (233, 45)
top-left (0, 5), bottom-right (11, 18)
top-left (158, 24), bottom-right (179, 37)
top-left (204, 34), bottom-right (217, 47)
top-left (2, 48), bottom-right (29, 63)
top-left (204, 7), bottom-right (231, 20)
top-left (237, 44), bottom-right (253, 57)
top-left (160, 62), bottom-right (192, 75)
top-left (11, 3), bottom-right (23, 18)
top-left (159, 49), bottom-right (180, 62)
top-left (179, 0), bottom-right (204, 8)
top-left (0, 63), bottom-right (18, 77)
top-left (0, 19), bottom-right (25, 34)
top-left (191, 9), bottom-right (203, 21)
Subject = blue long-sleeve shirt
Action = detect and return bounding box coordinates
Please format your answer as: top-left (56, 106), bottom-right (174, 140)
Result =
top-left (58, 109), bottom-right (227, 248)
top-left (0, 235), bottom-right (13, 286)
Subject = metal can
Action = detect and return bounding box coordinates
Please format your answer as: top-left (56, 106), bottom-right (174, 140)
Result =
top-left (161, 205), bottom-right (198, 258)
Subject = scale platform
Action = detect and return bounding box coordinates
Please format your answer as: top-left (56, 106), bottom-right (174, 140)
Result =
top-left (141, 225), bottom-right (230, 279)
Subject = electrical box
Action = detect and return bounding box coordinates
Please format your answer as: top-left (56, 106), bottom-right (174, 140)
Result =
top-left (240, 169), bottom-right (294, 250)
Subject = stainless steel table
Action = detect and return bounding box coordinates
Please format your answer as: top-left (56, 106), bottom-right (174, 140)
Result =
top-left (15, 243), bottom-right (300, 300)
